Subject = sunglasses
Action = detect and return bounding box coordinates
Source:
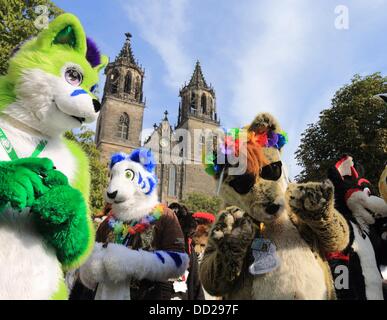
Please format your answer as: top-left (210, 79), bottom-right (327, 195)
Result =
top-left (227, 161), bottom-right (283, 195)
top-left (260, 161), bottom-right (282, 181)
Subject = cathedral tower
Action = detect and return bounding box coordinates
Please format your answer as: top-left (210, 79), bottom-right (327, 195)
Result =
top-left (176, 61), bottom-right (220, 197)
top-left (177, 60), bottom-right (218, 128)
top-left (95, 33), bottom-right (145, 162)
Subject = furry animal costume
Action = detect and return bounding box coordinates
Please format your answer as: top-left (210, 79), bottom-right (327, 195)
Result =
top-left (0, 14), bottom-right (107, 299)
top-left (199, 113), bottom-right (350, 300)
top-left (79, 149), bottom-right (189, 300)
top-left (327, 156), bottom-right (387, 300)
top-left (168, 202), bottom-right (205, 300)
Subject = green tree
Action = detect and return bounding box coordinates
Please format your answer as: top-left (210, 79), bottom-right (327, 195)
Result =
top-left (0, 0), bottom-right (63, 75)
top-left (64, 127), bottom-right (108, 216)
top-left (296, 73), bottom-right (387, 187)
top-left (181, 192), bottom-right (222, 215)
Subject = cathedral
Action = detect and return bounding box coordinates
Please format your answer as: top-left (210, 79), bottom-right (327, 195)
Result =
top-left (95, 33), bottom-right (221, 203)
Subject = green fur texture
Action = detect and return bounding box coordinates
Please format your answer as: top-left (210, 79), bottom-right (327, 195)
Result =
top-left (0, 13), bottom-right (108, 111)
top-left (0, 156), bottom-right (91, 267)
top-left (0, 158), bottom-right (53, 210)
top-left (31, 178), bottom-right (89, 266)
top-left (62, 138), bottom-right (95, 270)
top-left (51, 277), bottom-right (69, 300)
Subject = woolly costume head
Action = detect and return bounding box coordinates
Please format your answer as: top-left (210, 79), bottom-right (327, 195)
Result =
top-left (204, 112), bottom-right (289, 223)
top-left (0, 13), bottom-right (108, 136)
top-left (106, 148), bottom-right (159, 222)
top-left (328, 155), bottom-right (387, 228)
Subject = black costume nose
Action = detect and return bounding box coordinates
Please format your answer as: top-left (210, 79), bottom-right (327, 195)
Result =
top-left (266, 204), bottom-right (280, 215)
top-left (107, 190), bottom-right (117, 199)
top-left (93, 99), bottom-right (101, 112)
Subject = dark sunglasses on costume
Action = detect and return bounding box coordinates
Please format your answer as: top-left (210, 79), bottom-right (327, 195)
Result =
top-left (260, 161), bottom-right (282, 181)
top-left (228, 161), bottom-right (283, 194)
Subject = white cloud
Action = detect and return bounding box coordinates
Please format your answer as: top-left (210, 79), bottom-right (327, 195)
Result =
top-left (122, 0), bottom-right (191, 90)
top-left (224, 0), bottom-right (320, 178)
top-left (230, 1), bottom-right (311, 119)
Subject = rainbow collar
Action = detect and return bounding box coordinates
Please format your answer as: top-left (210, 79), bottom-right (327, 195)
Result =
top-left (107, 204), bottom-right (165, 244)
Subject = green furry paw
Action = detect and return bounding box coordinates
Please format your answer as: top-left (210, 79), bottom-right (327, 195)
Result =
top-left (0, 158), bottom-right (53, 211)
top-left (31, 183), bottom-right (89, 265)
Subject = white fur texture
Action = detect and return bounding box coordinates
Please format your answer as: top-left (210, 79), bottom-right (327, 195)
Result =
top-left (4, 69), bottom-right (97, 137)
top-left (0, 72), bottom-right (85, 298)
top-left (80, 242), bottom-right (189, 288)
top-left (347, 191), bottom-right (387, 232)
top-left (0, 210), bottom-right (62, 299)
top-left (79, 243), bottom-right (106, 290)
top-left (351, 222), bottom-right (384, 300)
top-left (105, 160), bottom-right (159, 222)
top-left (251, 212), bottom-right (328, 300)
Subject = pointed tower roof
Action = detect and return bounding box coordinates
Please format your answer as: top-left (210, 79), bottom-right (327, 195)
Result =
top-left (116, 32), bottom-right (137, 65)
top-left (188, 60), bottom-right (209, 89)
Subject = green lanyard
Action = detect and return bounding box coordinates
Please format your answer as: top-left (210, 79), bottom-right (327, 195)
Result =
top-left (0, 128), bottom-right (47, 161)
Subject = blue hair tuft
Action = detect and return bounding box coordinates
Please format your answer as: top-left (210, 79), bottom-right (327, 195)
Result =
top-left (129, 148), bottom-right (156, 173)
top-left (110, 152), bottom-right (127, 169)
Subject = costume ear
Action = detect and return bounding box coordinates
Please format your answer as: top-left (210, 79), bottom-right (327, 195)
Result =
top-left (248, 112), bottom-right (281, 134)
top-left (35, 13), bottom-right (87, 56)
top-left (96, 55), bottom-right (109, 72)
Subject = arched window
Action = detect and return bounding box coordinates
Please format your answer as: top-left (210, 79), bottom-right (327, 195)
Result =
top-left (168, 165), bottom-right (177, 197)
top-left (201, 94), bottom-right (207, 114)
top-left (190, 92), bottom-right (196, 113)
top-left (117, 113), bottom-right (129, 139)
top-left (134, 77), bottom-right (140, 100)
top-left (124, 72), bottom-right (132, 93)
top-left (110, 70), bottom-right (120, 94)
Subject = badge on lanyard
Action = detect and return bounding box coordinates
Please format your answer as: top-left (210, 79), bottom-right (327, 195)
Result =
top-left (249, 223), bottom-right (280, 275)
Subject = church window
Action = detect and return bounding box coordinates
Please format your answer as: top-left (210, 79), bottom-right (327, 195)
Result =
top-left (117, 112), bottom-right (129, 139)
top-left (168, 165), bottom-right (177, 197)
top-left (134, 77), bottom-right (141, 100)
top-left (201, 94), bottom-right (207, 114)
top-left (190, 92), bottom-right (197, 113)
top-left (124, 72), bottom-right (132, 93)
top-left (110, 70), bottom-right (120, 94)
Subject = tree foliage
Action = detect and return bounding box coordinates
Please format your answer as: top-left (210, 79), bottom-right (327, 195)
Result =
top-left (64, 127), bottom-right (108, 216)
top-left (0, 0), bottom-right (63, 75)
top-left (296, 73), bottom-right (387, 187)
top-left (181, 192), bottom-right (222, 215)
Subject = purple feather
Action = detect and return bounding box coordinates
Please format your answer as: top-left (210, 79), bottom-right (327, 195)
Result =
top-left (86, 37), bottom-right (101, 67)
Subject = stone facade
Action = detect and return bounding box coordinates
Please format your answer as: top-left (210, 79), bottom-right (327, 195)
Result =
top-left (96, 34), bottom-right (221, 203)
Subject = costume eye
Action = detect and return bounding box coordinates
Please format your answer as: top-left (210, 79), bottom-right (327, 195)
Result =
top-left (125, 169), bottom-right (135, 180)
top-left (65, 67), bottom-right (83, 86)
top-left (260, 161), bottom-right (282, 181)
top-left (228, 173), bottom-right (256, 194)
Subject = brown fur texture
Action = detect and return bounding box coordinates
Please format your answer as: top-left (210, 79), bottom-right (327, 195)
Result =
top-left (199, 113), bottom-right (349, 300)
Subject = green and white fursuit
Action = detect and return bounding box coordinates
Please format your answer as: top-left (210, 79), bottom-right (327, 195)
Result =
top-left (0, 13), bottom-right (108, 299)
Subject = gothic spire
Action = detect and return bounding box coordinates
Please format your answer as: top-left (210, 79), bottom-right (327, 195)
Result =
top-left (188, 60), bottom-right (209, 89)
top-left (116, 32), bottom-right (137, 65)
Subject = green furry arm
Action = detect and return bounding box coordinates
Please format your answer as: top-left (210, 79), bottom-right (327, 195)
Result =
top-left (31, 140), bottom-right (95, 270)
top-left (31, 177), bottom-right (90, 267)
top-left (62, 139), bottom-right (95, 270)
top-left (0, 158), bottom-right (53, 211)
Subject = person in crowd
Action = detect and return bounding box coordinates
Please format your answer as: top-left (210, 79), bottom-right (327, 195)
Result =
top-left (169, 203), bottom-right (205, 300)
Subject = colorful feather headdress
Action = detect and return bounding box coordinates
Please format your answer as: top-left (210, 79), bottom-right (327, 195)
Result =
top-left (203, 127), bottom-right (288, 177)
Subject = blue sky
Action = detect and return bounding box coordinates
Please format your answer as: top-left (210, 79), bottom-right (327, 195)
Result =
top-left (53, 0), bottom-right (387, 179)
